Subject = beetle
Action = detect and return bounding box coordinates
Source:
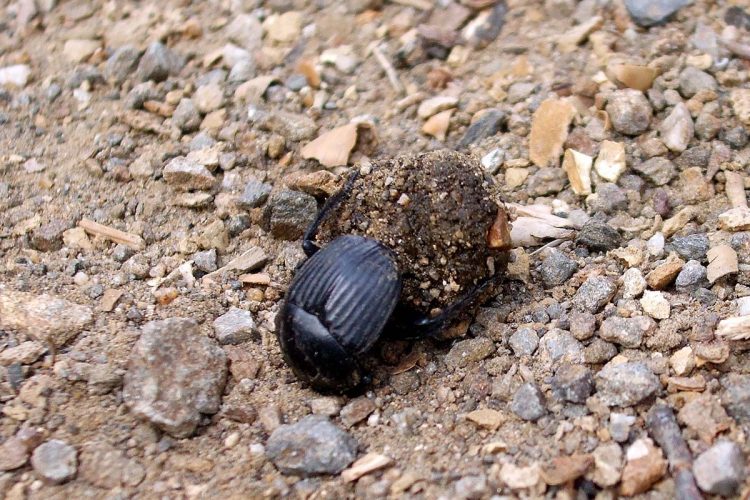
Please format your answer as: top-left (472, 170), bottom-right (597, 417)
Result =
top-left (276, 154), bottom-right (511, 393)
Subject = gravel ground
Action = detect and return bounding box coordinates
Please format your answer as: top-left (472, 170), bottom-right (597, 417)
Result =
top-left (1, 0), bottom-right (750, 498)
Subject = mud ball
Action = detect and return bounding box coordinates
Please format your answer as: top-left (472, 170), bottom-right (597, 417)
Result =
top-left (316, 150), bottom-right (510, 318)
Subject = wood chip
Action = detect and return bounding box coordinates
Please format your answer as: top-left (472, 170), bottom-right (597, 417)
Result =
top-left (284, 170), bottom-right (342, 197)
top-left (466, 408), bottom-right (505, 430)
top-left (609, 64), bottom-right (657, 92)
top-left (78, 218), bottom-right (145, 250)
top-left (98, 289), bottom-right (123, 312)
top-left (341, 453), bottom-right (393, 482)
top-left (562, 149), bottom-right (593, 195)
top-left (238, 273), bottom-right (271, 286)
top-left (529, 99), bottom-right (576, 167)
top-left (724, 171), bottom-right (747, 208)
top-left (296, 59), bottom-right (320, 88)
top-left (706, 244), bottom-right (738, 283)
top-left (421, 109), bottom-right (452, 140)
top-left (203, 247), bottom-right (268, 280)
top-left (716, 316), bottom-right (750, 340)
top-left (301, 123), bottom-right (359, 168)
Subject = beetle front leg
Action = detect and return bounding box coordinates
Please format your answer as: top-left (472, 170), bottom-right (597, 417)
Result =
top-left (303, 170), bottom-right (360, 257)
top-left (387, 272), bottom-right (503, 339)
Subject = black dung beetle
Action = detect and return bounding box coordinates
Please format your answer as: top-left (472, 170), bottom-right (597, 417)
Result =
top-left (277, 152), bottom-right (512, 393)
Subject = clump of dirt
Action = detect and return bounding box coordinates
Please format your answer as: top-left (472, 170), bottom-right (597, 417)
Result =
top-left (316, 150), bottom-right (510, 315)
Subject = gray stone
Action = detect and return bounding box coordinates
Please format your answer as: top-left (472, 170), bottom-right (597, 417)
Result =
top-left (511, 382), bottom-right (546, 421)
top-left (538, 329), bottom-right (584, 367)
top-left (633, 157), bottom-right (677, 186)
top-left (671, 234), bottom-right (709, 261)
top-left (213, 307), bottom-right (256, 345)
top-left (123, 81), bottom-right (157, 109)
top-left (163, 156), bottom-right (216, 191)
top-left (569, 311), bottom-right (596, 340)
top-left (238, 180), bottom-right (273, 209)
top-left (596, 361), bottom-right (660, 407)
top-left (577, 220), bottom-right (622, 251)
top-left (540, 249), bottom-right (578, 287)
top-left (340, 397), bottom-right (376, 428)
top-left (458, 110), bottom-right (506, 148)
top-left (679, 66), bottom-right (718, 98)
top-left (507, 82), bottom-right (537, 104)
top-left (172, 98), bottom-right (201, 133)
top-left (87, 364), bottom-right (122, 395)
top-left (193, 249), bottom-right (218, 273)
top-left (123, 318), bottom-right (227, 438)
top-left (32, 219), bottom-right (71, 252)
top-left (584, 338), bottom-right (618, 364)
top-left (226, 14), bottom-right (263, 51)
top-left (675, 260), bottom-right (708, 291)
top-left (229, 59), bottom-right (255, 83)
top-left (552, 364), bottom-right (593, 403)
top-left (194, 83), bottom-right (224, 114)
top-left (266, 415), bottom-right (357, 476)
top-left (104, 45), bottom-right (141, 85)
top-left (609, 413), bottom-right (636, 442)
top-left (189, 132), bottom-right (216, 150)
top-left (136, 42), bottom-right (184, 82)
top-left (508, 327), bottom-right (539, 356)
top-left (721, 373), bottom-right (750, 424)
top-left (526, 167), bottom-right (568, 196)
top-left (256, 110), bottom-right (318, 142)
top-left (454, 474), bottom-right (489, 499)
top-left (0, 436), bottom-right (30, 471)
top-left (587, 183), bottom-right (628, 214)
top-left (622, 268), bottom-right (647, 299)
top-left (695, 111), bottom-right (721, 140)
top-left (606, 90), bottom-right (652, 135)
top-left (31, 440), bottom-right (77, 484)
top-left (267, 190), bottom-right (318, 240)
top-left (112, 244), bottom-right (135, 263)
top-left (599, 316), bottom-right (656, 348)
top-left (693, 441), bottom-right (744, 497)
top-left (445, 337), bottom-right (495, 370)
top-left (624, 0), bottom-right (691, 27)
top-left (722, 126), bottom-right (748, 149)
top-left (573, 276), bottom-right (617, 313)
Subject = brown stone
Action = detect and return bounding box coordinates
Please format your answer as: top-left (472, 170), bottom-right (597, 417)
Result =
top-left (541, 454), bottom-right (593, 485)
top-left (646, 254), bottom-right (684, 289)
top-left (620, 439), bottom-right (667, 496)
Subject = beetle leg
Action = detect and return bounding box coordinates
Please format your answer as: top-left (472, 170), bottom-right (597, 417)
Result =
top-left (387, 272), bottom-right (503, 339)
top-left (303, 170), bottom-right (361, 257)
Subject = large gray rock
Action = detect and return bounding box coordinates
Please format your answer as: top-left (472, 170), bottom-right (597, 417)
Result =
top-left (136, 42), bottom-right (184, 82)
top-left (266, 415), bottom-right (357, 475)
top-left (596, 361), bottom-right (660, 407)
top-left (693, 441), bottom-right (745, 497)
top-left (606, 89), bottom-right (652, 135)
top-left (31, 440), bottom-right (77, 484)
top-left (0, 291), bottom-right (93, 348)
top-left (123, 318), bottom-right (227, 438)
top-left (573, 276), bottom-right (617, 313)
top-left (599, 316), bottom-right (656, 348)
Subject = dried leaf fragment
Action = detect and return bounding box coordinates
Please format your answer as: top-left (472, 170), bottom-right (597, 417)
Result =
top-left (706, 244), bottom-right (738, 283)
top-left (301, 123), bottom-right (359, 168)
top-left (562, 149), bottom-right (593, 195)
top-left (609, 64), bottom-right (657, 92)
top-left (421, 109), bottom-right (453, 140)
top-left (716, 316), bottom-right (750, 340)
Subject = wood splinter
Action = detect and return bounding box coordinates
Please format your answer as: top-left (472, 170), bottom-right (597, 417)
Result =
top-left (78, 218), bottom-right (145, 250)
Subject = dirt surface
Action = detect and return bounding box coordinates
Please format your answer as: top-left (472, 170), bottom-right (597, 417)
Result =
top-left (1, 0), bottom-right (750, 498)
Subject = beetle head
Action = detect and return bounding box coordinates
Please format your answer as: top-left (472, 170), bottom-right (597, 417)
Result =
top-left (277, 302), bottom-right (367, 393)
